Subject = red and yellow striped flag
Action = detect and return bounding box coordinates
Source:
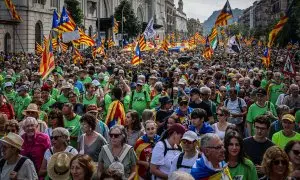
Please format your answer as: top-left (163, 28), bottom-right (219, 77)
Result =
top-left (60, 42), bottom-right (68, 53)
top-left (215, 0), bottom-right (232, 27)
top-left (161, 38), bottom-right (169, 53)
top-left (267, 16), bottom-right (288, 48)
top-left (113, 18), bottom-right (119, 34)
top-left (138, 35), bottom-right (147, 51)
top-left (73, 47), bottom-right (83, 64)
top-left (4, 0), bottom-right (22, 21)
top-left (209, 27), bottom-right (218, 42)
top-left (35, 42), bottom-right (43, 55)
top-left (131, 43), bottom-right (142, 65)
top-left (39, 35), bottom-right (55, 79)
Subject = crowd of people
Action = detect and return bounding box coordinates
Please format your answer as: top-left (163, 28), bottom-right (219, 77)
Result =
top-left (0, 44), bottom-right (299, 180)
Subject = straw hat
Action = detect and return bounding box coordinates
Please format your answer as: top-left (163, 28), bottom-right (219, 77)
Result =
top-left (22, 103), bottom-right (40, 116)
top-left (0, 132), bottom-right (24, 150)
top-left (47, 152), bottom-right (74, 180)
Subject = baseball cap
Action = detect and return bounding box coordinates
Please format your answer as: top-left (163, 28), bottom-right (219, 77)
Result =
top-left (282, 114), bottom-right (295, 123)
top-left (137, 80), bottom-right (144, 85)
top-left (256, 87), bottom-right (267, 96)
top-left (4, 82), bottom-right (13, 88)
top-left (181, 131), bottom-right (198, 142)
top-left (16, 85), bottom-right (28, 92)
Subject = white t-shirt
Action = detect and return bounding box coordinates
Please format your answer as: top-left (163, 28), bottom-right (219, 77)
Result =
top-left (44, 146), bottom-right (78, 164)
top-left (0, 157), bottom-right (38, 180)
top-left (169, 152), bottom-right (199, 174)
top-left (151, 140), bottom-right (181, 180)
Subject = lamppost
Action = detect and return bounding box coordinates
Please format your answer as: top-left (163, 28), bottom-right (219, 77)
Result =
top-left (121, 3), bottom-right (126, 48)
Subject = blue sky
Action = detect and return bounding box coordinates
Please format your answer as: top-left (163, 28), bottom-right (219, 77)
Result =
top-left (174, 0), bottom-right (257, 22)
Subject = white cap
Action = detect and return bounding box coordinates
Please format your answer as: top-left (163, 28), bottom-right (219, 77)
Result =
top-left (182, 131), bottom-right (198, 142)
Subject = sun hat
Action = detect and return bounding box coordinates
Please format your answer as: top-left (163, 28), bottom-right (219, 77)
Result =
top-left (22, 103), bottom-right (40, 116)
top-left (0, 132), bottom-right (24, 150)
top-left (47, 152), bottom-right (74, 180)
top-left (181, 131), bottom-right (198, 142)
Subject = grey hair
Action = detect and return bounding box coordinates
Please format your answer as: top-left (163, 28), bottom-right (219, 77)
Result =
top-left (23, 117), bottom-right (38, 127)
top-left (109, 125), bottom-right (127, 145)
top-left (168, 171), bottom-right (194, 180)
top-left (142, 109), bottom-right (154, 123)
top-left (154, 82), bottom-right (163, 92)
top-left (200, 86), bottom-right (211, 94)
top-left (52, 127), bottom-right (70, 138)
top-left (200, 133), bottom-right (219, 148)
top-left (277, 105), bottom-right (290, 116)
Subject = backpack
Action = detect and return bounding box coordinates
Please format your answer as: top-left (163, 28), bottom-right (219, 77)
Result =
top-left (103, 144), bottom-right (132, 174)
top-left (176, 152), bottom-right (201, 169)
top-left (162, 140), bottom-right (182, 156)
top-left (49, 147), bottom-right (74, 155)
top-left (225, 98), bottom-right (244, 112)
top-left (0, 157), bottom-right (28, 174)
top-left (129, 90), bottom-right (147, 108)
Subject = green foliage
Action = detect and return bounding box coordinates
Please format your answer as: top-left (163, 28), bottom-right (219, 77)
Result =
top-left (114, 0), bottom-right (141, 38)
top-left (65, 0), bottom-right (84, 27)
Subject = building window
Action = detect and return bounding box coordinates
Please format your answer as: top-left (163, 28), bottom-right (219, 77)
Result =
top-left (50, 0), bottom-right (58, 8)
top-left (33, 0), bottom-right (44, 4)
top-left (4, 33), bottom-right (12, 53)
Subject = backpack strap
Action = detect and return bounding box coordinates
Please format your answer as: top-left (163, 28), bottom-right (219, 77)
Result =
top-left (237, 98), bottom-right (243, 112)
top-left (224, 99), bottom-right (229, 107)
top-left (49, 148), bottom-right (54, 155)
top-left (68, 147), bottom-right (74, 153)
top-left (176, 152), bottom-right (185, 169)
top-left (267, 101), bottom-right (271, 111)
top-left (129, 90), bottom-right (135, 108)
top-left (119, 144), bottom-right (132, 162)
top-left (13, 157), bottom-right (28, 172)
top-left (103, 145), bottom-right (114, 163)
top-left (0, 159), bottom-right (6, 173)
top-left (162, 140), bottom-right (181, 156)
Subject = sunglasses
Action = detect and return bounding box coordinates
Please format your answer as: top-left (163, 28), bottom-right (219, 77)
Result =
top-left (50, 136), bottom-right (61, 140)
top-left (292, 150), bottom-right (300, 156)
top-left (146, 127), bottom-right (155, 131)
top-left (181, 139), bottom-right (194, 144)
top-left (109, 133), bottom-right (122, 138)
top-left (217, 113), bottom-right (224, 117)
top-left (272, 160), bottom-right (288, 166)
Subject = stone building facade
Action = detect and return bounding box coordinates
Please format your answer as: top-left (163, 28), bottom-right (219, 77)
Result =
top-left (175, 0), bottom-right (187, 38)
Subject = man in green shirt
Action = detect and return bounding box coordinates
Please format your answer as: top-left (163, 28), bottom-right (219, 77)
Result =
top-left (46, 78), bottom-right (59, 100)
top-left (130, 80), bottom-right (150, 117)
top-left (267, 72), bottom-right (284, 106)
top-left (3, 82), bottom-right (16, 103)
top-left (62, 103), bottom-right (81, 148)
top-left (14, 85), bottom-right (32, 121)
top-left (79, 69), bottom-right (92, 84)
top-left (57, 84), bottom-right (72, 103)
top-left (246, 88), bottom-right (277, 136)
top-left (40, 85), bottom-right (56, 113)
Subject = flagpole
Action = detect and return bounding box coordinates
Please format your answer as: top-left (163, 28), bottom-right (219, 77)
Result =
top-left (121, 5), bottom-right (125, 49)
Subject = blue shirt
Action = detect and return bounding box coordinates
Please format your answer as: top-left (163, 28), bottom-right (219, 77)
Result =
top-left (74, 80), bottom-right (85, 93)
top-left (189, 123), bottom-right (214, 136)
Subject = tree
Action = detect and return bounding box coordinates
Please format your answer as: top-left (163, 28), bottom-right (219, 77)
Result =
top-left (276, 0), bottom-right (300, 47)
top-left (65, 0), bottom-right (84, 27)
top-left (114, 0), bottom-right (141, 38)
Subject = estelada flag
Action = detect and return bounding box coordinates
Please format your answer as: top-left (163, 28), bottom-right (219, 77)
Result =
top-left (215, 0), bottom-right (232, 27)
top-left (105, 100), bottom-right (126, 129)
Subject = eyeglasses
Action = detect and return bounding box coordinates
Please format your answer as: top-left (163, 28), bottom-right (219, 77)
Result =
top-left (292, 150), bottom-right (300, 156)
top-left (109, 133), bottom-right (122, 138)
top-left (50, 136), bottom-right (61, 140)
top-left (146, 127), bottom-right (155, 131)
top-left (181, 139), bottom-right (194, 144)
top-left (206, 145), bottom-right (224, 150)
top-left (217, 113), bottom-right (224, 117)
top-left (272, 160), bottom-right (288, 166)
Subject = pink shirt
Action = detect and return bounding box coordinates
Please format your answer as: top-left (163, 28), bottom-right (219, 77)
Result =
top-left (21, 132), bottom-right (51, 172)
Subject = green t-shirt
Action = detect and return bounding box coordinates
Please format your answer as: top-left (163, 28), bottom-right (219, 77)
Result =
top-left (268, 83), bottom-right (284, 106)
top-left (74, 87), bottom-right (80, 96)
top-left (229, 158), bottom-right (258, 180)
top-left (82, 94), bottom-right (97, 106)
top-left (247, 102), bottom-right (277, 135)
top-left (260, 79), bottom-right (269, 89)
top-left (143, 84), bottom-right (151, 94)
top-left (123, 94), bottom-right (130, 113)
top-left (83, 76), bottom-right (92, 84)
top-left (131, 90), bottom-right (150, 117)
top-left (39, 111), bottom-right (47, 122)
top-left (150, 94), bottom-right (161, 109)
top-left (103, 94), bottom-right (112, 119)
top-left (272, 130), bottom-right (300, 149)
top-left (296, 110), bottom-right (300, 123)
top-left (4, 90), bottom-right (16, 103)
top-left (50, 88), bottom-right (59, 100)
top-left (57, 94), bottom-right (69, 103)
top-left (64, 114), bottom-right (81, 147)
top-left (14, 95), bottom-right (32, 120)
top-left (41, 98), bottom-right (56, 113)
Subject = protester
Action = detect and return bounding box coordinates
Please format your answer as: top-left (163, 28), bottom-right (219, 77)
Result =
top-left (155, 96), bottom-right (174, 135)
top-left (189, 108), bottom-right (214, 137)
top-left (0, 91), bottom-right (14, 120)
top-left (243, 115), bottom-right (274, 176)
top-left (260, 146), bottom-right (291, 180)
top-left (4, 119), bottom-right (19, 134)
top-left (212, 107), bottom-right (232, 140)
top-left (224, 131), bottom-right (258, 179)
top-left (78, 113), bottom-right (107, 162)
top-left (124, 110), bottom-right (144, 147)
top-left (272, 114), bottom-right (300, 149)
top-left (44, 109), bottom-right (64, 137)
top-left (134, 120), bottom-right (160, 180)
top-left (0, 132), bottom-right (38, 180)
top-left (268, 105), bottom-right (291, 139)
top-left (20, 116), bottom-right (50, 175)
top-left (47, 152), bottom-right (74, 180)
top-left (14, 85), bottom-right (31, 120)
top-left (169, 131), bottom-right (200, 174)
top-left (97, 125), bottom-right (137, 179)
top-left (39, 127), bottom-right (78, 178)
top-left (191, 133), bottom-right (231, 179)
top-left (150, 123), bottom-right (185, 179)
top-left (70, 154), bottom-right (96, 180)
top-left (168, 171), bottom-right (195, 180)
top-left (283, 84), bottom-right (300, 112)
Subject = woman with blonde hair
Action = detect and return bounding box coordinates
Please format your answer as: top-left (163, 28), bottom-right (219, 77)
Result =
top-left (260, 146), bottom-right (291, 180)
top-left (168, 171), bottom-right (194, 180)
